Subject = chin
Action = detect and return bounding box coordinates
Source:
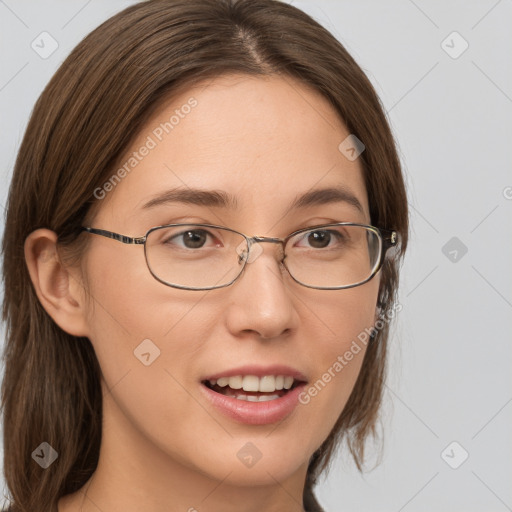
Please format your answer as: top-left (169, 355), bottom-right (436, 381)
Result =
top-left (184, 439), bottom-right (312, 486)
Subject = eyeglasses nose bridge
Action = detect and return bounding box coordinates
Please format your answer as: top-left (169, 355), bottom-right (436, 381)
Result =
top-left (243, 236), bottom-right (286, 263)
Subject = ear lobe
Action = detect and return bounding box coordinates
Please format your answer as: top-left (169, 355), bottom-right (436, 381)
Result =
top-left (24, 228), bottom-right (90, 337)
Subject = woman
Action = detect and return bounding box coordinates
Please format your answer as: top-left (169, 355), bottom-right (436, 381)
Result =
top-left (1, 1), bottom-right (408, 511)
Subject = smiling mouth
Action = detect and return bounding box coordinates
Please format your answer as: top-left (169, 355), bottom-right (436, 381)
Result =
top-left (202, 375), bottom-right (303, 402)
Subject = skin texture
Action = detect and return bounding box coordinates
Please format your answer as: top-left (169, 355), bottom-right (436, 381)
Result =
top-left (24, 74), bottom-right (380, 512)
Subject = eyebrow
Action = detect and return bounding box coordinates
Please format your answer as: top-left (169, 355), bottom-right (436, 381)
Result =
top-left (142, 186), bottom-right (364, 214)
top-left (142, 188), bottom-right (238, 210)
top-left (286, 186), bottom-right (364, 215)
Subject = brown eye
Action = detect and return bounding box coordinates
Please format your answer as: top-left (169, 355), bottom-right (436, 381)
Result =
top-left (294, 229), bottom-right (345, 249)
top-left (179, 230), bottom-right (208, 249)
top-left (162, 229), bottom-right (217, 249)
top-left (306, 230), bottom-right (332, 248)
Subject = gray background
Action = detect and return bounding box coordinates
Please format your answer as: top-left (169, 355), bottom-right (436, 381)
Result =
top-left (1, 1), bottom-right (511, 510)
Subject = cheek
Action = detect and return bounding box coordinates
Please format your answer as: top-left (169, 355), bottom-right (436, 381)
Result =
top-left (292, 280), bottom-right (379, 445)
top-left (82, 254), bottom-right (227, 473)
top-left (300, 276), bottom-right (379, 356)
top-left (83, 239), bottom-right (210, 336)
top-left (81, 244), bottom-right (209, 383)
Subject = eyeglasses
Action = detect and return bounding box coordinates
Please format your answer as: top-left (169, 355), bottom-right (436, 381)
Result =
top-left (80, 222), bottom-right (398, 291)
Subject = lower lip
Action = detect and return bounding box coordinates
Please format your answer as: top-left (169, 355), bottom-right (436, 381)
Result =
top-left (200, 383), bottom-right (306, 425)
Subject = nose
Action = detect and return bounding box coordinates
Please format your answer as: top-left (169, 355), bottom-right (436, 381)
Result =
top-left (224, 238), bottom-right (299, 340)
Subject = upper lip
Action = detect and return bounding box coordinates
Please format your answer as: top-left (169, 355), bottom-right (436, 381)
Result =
top-left (202, 364), bottom-right (308, 383)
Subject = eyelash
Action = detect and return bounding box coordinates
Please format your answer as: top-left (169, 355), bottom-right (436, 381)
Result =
top-left (161, 226), bottom-right (349, 252)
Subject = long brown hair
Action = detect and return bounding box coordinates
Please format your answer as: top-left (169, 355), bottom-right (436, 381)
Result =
top-left (1, 1), bottom-right (408, 510)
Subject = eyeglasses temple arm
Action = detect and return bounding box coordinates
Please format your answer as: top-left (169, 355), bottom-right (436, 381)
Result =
top-left (380, 229), bottom-right (398, 251)
top-left (80, 227), bottom-right (145, 245)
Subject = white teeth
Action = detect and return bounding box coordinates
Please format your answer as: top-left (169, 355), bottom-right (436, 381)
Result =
top-left (207, 374), bottom-right (298, 393)
top-left (257, 394), bottom-right (280, 402)
top-left (259, 375), bottom-right (275, 392)
top-left (241, 394), bottom-right (281, 402)
top-left (228, 375), bottom-right (243, 389)
top-left (217, 377), bottom-right (229, 387)
top-left (242, 375), bottom-right (260, 392)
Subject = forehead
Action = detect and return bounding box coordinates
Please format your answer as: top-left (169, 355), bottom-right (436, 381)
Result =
top-left (96, 74), bottom-right (370, 226)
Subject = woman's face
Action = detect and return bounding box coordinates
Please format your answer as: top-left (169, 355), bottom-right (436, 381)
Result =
top-left (77, 74), bottom-right (380, 491)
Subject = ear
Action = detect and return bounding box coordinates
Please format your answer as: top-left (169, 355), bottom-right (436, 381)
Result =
top-left (24, 229), bottom-right (90, 337)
